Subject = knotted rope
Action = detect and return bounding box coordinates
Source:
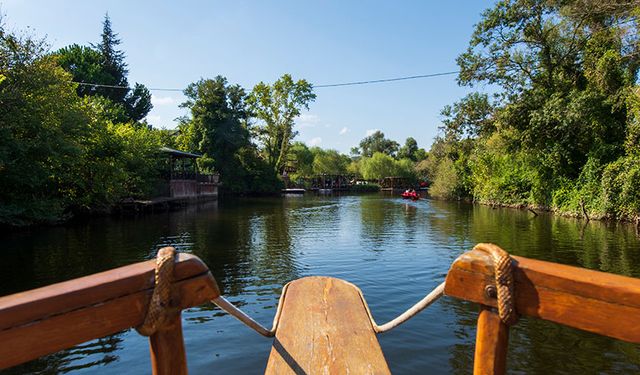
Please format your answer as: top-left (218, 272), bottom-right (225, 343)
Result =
top-left (137, 247), bottom-right (178, 336)
top-left (474, 243), bottom-right (519, 326)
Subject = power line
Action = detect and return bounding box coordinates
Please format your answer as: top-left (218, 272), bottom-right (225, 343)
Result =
top-left (73, 70), bottom-right (460, 92)
top-left (75, 82), bottom-right (183, 92)
top-left (314, 71), bottom-right (459, 88)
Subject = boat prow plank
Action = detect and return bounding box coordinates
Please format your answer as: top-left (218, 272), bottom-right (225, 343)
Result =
top-left (265, 276), bottom-right (390, 374)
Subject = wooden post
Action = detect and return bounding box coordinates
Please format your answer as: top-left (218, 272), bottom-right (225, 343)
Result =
top-left (149, 312), bottom-right (188, 375)
top-left (473, 305), bottom-right (509, 375)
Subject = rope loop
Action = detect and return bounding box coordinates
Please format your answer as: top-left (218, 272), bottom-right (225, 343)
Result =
top-left (136, 247), bottom-right (178, 336)
top-left (474, 243), bottom-right (519, 326)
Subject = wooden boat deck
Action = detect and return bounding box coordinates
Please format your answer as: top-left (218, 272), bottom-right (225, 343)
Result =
top-left (265, 277), bottom-right (390, 374)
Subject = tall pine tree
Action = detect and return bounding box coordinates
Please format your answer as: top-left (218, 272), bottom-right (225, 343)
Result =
top-left (56, 14), bottom-right (153, 122)
top-left (94, 13), bottom-right (128, 103)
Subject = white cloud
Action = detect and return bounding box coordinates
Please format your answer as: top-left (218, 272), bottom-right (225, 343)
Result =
top-left (151, 95), bottom-right (175, 106)
top-left (339, 127), bottom-right (349, 135)
top-left (308, 137), bottom-right (322, 146)
top-left (146, 115), bottom-right (162, 124)
top-left (296, 113), bottom-right (320, 128)
top-left (366, 129), bottom-right (379, 136)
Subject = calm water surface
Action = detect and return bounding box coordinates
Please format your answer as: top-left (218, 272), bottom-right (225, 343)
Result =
top-left (2, 195), bottom-right (640, 374)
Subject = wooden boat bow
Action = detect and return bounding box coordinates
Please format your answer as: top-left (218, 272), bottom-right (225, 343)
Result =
top-left (1, 244), bottom-right (639, 375)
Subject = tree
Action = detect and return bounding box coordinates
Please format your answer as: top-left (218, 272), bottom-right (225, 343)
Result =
top-left (247, 74), bottom-right (316, 174)
top-left (125, 83), bottom-right (152, 122)
top-left (357, 130), bottom-right (399, 157)
top-left (0, 18), bottom-right (164, 225)
top-left (288, 142), bottom-right (314, 178)
top-left (55, 14), bottom-right (153, 122)
top-left (360, 153), bottom-right (396, 180)
top-left (94, 13), bottom-right (128, 103)
top-left (178, 76), bottom-right (250, 192)
top-left (311, 148), bottom-right (349, 175)
top-left (440, 93), bottom-right (494, 139)
top-left (55, 44), bottom-right (105, 97)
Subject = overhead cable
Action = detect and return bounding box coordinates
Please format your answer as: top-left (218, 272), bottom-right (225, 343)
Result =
top-left (73, 70), bottom-right (460, 92)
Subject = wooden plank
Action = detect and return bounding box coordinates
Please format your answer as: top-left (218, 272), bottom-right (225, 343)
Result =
top-left (444, 246), bottom-right (640, 343)
top-left (265, 276), bottom-right (391, 375)
top-left (0, 253), bottom-right (217, 330)
top-left (473, 306), bottom-right (509, 375)
top-left (0, 259), bottom-right (220, 369)
top-left (150, 313), bottom-right (188, 375)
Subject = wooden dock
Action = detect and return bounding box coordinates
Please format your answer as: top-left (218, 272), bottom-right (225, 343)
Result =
top-left (117, 194), bottom-right (217, 214)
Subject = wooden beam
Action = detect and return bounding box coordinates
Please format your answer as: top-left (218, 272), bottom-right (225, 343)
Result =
top-left (0, 254), bottom-right (220, 370)
top-left (444, 246), bottom-right (640, 343)
top-left (150, 313), bottom-right (188, 375)
top-left (473, 306), bottom-right (509, 375)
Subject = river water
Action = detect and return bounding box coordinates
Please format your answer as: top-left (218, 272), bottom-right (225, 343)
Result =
top-left (2, 194), bottom-right (639, 374)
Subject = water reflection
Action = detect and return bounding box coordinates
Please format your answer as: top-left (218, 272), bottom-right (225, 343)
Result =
top-left (1, 196), bottom-right (639, 374)
top-left (7, 334), bottom-right (124, 374)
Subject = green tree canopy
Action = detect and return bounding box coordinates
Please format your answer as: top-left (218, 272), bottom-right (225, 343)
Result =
top-left (0, 18), bottom-right (164, 225)
top-left (311, 148), bottom-right (350, 175)
top-left (359, 152), bottom-right (415, 180)
top-left (55, 14), bottom-right (153, 122)
top-left (178, 76), bottom-right (250, 191)
top-left (356, 130), bottom-right (399, 158)
top-left (247, 74), bottom-right (316, 174)
top-left (288, 142), bottom-right (314, 178)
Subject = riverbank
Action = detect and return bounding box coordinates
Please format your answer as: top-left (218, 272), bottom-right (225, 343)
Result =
top-left (426, 190), bottom-right (640, 230)
top-left (469, 198), bottom-right (640, 227)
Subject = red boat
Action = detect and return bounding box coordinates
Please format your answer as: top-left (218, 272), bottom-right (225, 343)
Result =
top-left (401, 190), bottom-right (419, 200)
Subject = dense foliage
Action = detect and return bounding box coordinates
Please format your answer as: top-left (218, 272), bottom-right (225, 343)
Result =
top-left (0, 18), bottom-right (164, 226)
top-left (425, 0), bottom-right (640, 221)
top-left (56, 15), bottom-right (153, 123)
top-left (246, 74), bottom-right (316, 174)
top-left (176, 76), bottom-right (281, 193)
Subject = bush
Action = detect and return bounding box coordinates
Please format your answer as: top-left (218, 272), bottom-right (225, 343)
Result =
top-left (429, 158), bottom-right (460, 199)
top-left (601, 155), bottom-right (640, 220)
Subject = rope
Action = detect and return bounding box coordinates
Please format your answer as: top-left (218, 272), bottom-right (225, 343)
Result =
top-left (211, 280), bottom-right (445, 337)
top-left (136, 247), bottom-right (178, 336)
top-left (210, 283), bottom-right (290, 337)
top-left (368, 282), bottom-right (445, 333)
top-left (474, 243), bottom-right (519, 326)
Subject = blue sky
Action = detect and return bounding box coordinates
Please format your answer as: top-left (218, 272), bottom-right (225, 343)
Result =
top-left (2, 1), bottom-right (494, 153)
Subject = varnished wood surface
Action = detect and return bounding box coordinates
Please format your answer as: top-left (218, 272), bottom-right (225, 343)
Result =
top-left (150, 313), bottom-right (188, 375)
top-left (473, 306), bottom-right (509, 375)
top-left (445, 246), bottom-right (640, 343)
top-left (0, 254), bottom-right (220, 369)
top-left (265, 276), bottom-right (391, 375)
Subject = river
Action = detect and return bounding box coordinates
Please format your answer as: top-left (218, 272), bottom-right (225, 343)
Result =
top-left (2, 194), bottom-right (639, 374)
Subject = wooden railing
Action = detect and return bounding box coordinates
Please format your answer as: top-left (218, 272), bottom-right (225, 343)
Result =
top-left (0, 253), bottom-right (220, 374)
top-left (445, 246), bottom-right (640, 374)
top-left (1, 245), bottom-right (639, 374)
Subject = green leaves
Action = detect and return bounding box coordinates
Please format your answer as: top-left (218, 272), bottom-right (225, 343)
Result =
top-left (356, 130), bottom-right (399, 158)
top-left (424, 0), bottom-right (640, 219)
top-left (178, 76), bottom-right (251, 192)
top-left (246, 74), bottom-right (316, 174)
top-left (359, 153), bottom-right (416, 181)
top-left (54, 15), bottom-right (152, 123)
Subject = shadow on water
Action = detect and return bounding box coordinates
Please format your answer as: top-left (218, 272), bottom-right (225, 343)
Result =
top-left (1, 195), bottom-right (639, 374)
